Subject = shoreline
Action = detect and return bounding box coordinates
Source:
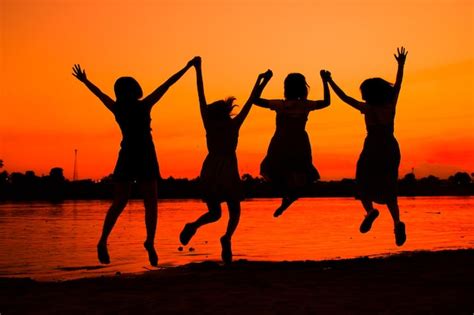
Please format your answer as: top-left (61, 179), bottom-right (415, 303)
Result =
top-left (1, 249), bottom-right (473, 314)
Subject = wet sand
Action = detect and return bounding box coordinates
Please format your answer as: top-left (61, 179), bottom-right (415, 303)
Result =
top-left (1, 249), bottom-right (473, 314)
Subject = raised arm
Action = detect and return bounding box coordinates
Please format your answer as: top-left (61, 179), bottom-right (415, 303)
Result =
top-left (142, 57), bottom-right (198, 107)
top-left (393, 46), bottom-right (408, 105)
top-left (234, 70), bottom-right (273, 127)
top-left (72, 64), bottom-right (115, 112)
top-left (193, 57), bottom-right (208, 125)
top-left (307, 70), bottom-right (331, 110)
top-left (327, 73), bottom-right (366, 113)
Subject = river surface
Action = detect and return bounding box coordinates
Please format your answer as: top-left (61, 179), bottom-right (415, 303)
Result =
top-left (0, 197), bottom-right (472, 280)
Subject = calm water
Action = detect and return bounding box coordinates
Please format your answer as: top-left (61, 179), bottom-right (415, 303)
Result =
top-left (0, 197), bottom-right (473, 280)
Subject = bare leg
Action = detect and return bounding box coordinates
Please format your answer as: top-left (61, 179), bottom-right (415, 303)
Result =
top-left (274, 173), bottom-right (306, 217)
top-left (386, 198), bottom-right (401, 224)
top-left (224, 201), bottom-right (241, 239)
top-left (361, 198), bottom-right (374, 214)
top-left (97, 182), bottom-right (131, 264)
top-left (141, 180), bottom-right (158, 266)
top-left (180, 201), bottom-right (222, 245)
top-left (194, 201), bottom-right (223, 227)
top-left (221, 201), bottom-right (241, 264)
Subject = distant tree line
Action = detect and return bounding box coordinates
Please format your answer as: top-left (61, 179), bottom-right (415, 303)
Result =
top-left (0, 160), bottom-right (472, 201)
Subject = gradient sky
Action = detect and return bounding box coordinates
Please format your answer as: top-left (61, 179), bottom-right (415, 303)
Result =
top-left (1, 0), bottom-right (473, 180)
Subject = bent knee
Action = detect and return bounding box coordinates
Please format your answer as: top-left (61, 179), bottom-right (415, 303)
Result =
top-left (209, 210), bottom-right (222, 221)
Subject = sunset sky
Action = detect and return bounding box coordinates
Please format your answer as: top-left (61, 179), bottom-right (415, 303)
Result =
top-left (1, 0), bottom-right (473, 180)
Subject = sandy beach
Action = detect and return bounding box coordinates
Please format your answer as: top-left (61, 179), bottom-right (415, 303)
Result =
top-left (1, 249), bottom-right (473, 314)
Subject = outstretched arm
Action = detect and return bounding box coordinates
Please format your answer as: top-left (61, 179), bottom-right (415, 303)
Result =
top-left (308, 70), bottom-right (331, 110)
top-left (142, 57), bottom-right (198, 107)
top-left (327, 73), bottom-right (365, 113)
top-left (253, 98), bottom-right (271, 108)
top-left (234, 70), bottom-right (273, 127)
top-left (72, 64), bottom-right (115, 111)
top-left (393, 46), bottom-right (408, 105)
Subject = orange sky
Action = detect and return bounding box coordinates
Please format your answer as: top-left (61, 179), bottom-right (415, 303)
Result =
top-left (1, 0), bottom-right (473, 180)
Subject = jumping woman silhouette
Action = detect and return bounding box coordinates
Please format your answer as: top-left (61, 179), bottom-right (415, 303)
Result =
top-left (253, 71), bottom-right (331, 217)
top-left (179, 57), bottom-right (272, 264)
top-left (326, 47), bottom-right (408, 246)
top-left (72, 58), bottom-right (198, 266)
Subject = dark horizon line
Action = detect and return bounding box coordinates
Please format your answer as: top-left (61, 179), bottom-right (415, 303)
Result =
top-left (2, 168), bottom-right (474, 182)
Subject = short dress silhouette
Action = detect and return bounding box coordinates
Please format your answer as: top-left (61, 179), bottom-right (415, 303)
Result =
top-left (261, 100), bottom-right (320, 189)
top-left (112, 100), bottom-right (160, 181)
top-left (200, 119), bottom-right (244, 202)
top-left (356, 103), bottom-right (400, 204)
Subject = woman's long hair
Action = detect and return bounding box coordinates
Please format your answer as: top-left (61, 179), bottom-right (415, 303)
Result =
top-left (207, 97), bottom-right (237, 120)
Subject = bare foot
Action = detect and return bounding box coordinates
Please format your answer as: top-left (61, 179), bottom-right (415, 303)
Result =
top-left (144, 241), bottom-right (158, 267)
top-left (395, 221), bottom-right (407, 246)
top-left (179, 223), bottom-right (197, 246)
top-left (220, 236), bottom-right (232, 264)
top-left (273, 196), bottom-right (297, 217)
top-left (97, 242), bottom-right (110, 264)
top-left (359, 209), bottom-right (380, 233)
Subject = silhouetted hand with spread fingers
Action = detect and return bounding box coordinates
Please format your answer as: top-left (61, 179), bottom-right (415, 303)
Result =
top-left (71, 64), bottom-right (114, 111)
top-left (393, 46), bottom-right (408, 102)
top-left (394, 46), bottom-right (408, 65)
top-left (72, 64), bottom-right (87, 82)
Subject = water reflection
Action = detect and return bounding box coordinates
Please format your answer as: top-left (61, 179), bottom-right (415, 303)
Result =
top-left (0, 197), bottom-right (472, 280)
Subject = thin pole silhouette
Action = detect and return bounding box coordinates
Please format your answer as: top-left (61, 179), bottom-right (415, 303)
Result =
top-left (73, 149), bottom-right (78, 181)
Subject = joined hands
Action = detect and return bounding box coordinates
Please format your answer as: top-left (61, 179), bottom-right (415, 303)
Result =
top-left (259, 69), bottom-right (273, 81)
top-left (188, 56), bottom-right (201, 68)
top-left (320, 69), bottom-right (331, 81)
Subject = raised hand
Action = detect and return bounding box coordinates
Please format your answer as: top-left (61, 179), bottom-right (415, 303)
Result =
top-left (72, 64), bottom-right (87, 82)
top-left (394, 46), bottom-right (408, 65)
top-left (71, 64), bottom-right (114, 111)
top-left (393, 47), bottom-right (407, 102)
top-left (320, 70), bottom-right (331, 81)
top-left (255, 70), bottom-right (272, 91)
